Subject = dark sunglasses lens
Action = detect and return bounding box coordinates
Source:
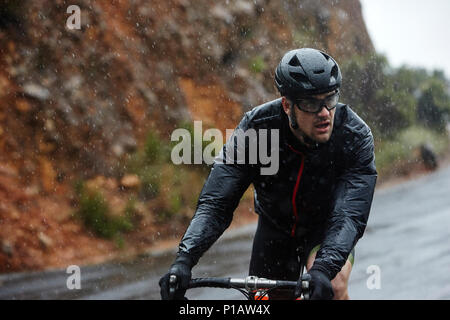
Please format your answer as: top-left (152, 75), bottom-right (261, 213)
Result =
top-left (295, 91), bottom-right (339, 113)
top-left (326, 93), bottom-right (339, 108)
top-left (296, 100), bottom-right (318, 112)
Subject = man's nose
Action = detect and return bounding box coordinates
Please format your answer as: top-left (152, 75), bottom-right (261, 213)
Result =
top-left (316, 104), bottom-right (331, 117)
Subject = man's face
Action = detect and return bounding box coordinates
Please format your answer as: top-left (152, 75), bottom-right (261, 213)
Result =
top-left (282, 91), bottom-right (337, 144)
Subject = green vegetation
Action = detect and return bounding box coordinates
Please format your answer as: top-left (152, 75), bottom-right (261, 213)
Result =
top-left (375, 126), bottom-right (449, 175)
top-left (340, 53), bottom-right (450, 174)
top-left (74, 182), bottom-right (134, 244)
top-left (143, 130), bottom-right (168, 164)
top-left (341, 53), bottom-right (450, 137)
top-left (249, 55), bottom-right (267, 74)
top-left (123, 197), bottom-right (140, 225)
top-left (122, 126), bottom-right (209, 223)
top-left (417, 75), bottom-right (450, 132)
top-left (125, 130), bottom-right (170, 200)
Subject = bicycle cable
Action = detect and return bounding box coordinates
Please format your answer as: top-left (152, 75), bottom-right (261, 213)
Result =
top-left (230, 285), bottom-right (251, 299)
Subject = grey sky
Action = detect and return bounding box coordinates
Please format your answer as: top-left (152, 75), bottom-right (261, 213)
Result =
top-left (360, 0), bottom-right (450, 78)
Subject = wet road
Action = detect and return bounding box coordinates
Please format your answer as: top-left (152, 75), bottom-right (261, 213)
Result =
top-left (1, 165), bottom-right (450, 300)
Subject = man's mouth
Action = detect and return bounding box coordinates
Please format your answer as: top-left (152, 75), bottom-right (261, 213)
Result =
top-left (314, 121), bottom-right (331, 133)
top-left (315, 120), bottom-right (330, 128)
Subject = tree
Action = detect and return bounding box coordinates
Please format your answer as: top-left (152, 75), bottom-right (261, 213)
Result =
top-left (417, 78), bottom-right (450, 132)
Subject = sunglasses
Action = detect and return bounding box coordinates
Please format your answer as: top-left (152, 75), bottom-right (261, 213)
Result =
top-left (292, 90), bottom-right (340, 114)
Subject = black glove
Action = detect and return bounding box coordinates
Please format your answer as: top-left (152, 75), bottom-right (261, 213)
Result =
top-left (308, 267), bottom-right (334, 300)
top-left (159, 253), bottom-right (195, 300)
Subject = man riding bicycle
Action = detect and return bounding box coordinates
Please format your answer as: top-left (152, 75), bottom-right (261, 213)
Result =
top-left (160, 48), bottom-right (377, 300)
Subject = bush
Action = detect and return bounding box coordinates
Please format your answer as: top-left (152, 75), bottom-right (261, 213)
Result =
top-left (417, 78), bottom-right (450, 133)
top-left (153, 165), bottom-right (188, 223)
top-left (150, 164), bottom-right (208, 223)
top-left (124, 130), bottom-right (171, 200)
top-left (74, 182), bottom-right (134, 241)
top-left (138, 165), bottom-right (162, 200)
top-left (122, 126), bottom-right (210, 222)
top-left (375, 126), bottom-right (449, 175)
top-left (249, 56), bottom-right (267, 74)
top-left (143, 130), bottom-right (169, 164)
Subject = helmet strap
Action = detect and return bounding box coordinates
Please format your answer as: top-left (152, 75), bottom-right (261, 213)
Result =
top-left (289, 104), bottom-right (299, 129)
top-left (289, 103), bottom-right (319, 149)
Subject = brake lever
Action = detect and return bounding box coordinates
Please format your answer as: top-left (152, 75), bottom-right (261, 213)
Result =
top-left (301, 273), bottom-right (311, 300)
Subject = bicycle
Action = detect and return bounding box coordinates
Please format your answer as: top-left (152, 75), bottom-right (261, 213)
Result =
top-left (170, 274), bottom-right (311, 300)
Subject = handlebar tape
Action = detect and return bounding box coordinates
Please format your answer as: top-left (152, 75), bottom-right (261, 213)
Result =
top-left (188, 277), bottom-right (232, 289)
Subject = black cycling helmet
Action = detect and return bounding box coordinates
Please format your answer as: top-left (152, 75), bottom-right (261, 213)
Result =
top-left (275, 48), bottom-right (342, 98)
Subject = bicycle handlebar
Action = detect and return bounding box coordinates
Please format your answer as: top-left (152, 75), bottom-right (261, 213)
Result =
top-left (173, 275), bottom-right (311, 299)
top-left (188, 277), bottom-right (232, 289)
top-left (189, 276), bottom-right (307, 290)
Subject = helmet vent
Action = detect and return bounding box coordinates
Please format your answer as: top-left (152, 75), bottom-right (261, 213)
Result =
top-left (290, 71), bottom-right (309, 85)
top-left (331, 65), bottom-right (338, 77)
top-left (321, 52), bottom-right (330, 60)
top-left (288, 55), bottom-right (301, 67)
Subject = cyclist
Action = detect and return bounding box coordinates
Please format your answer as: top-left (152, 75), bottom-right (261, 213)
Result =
top-left (159, 48), bottom-right (377, 300)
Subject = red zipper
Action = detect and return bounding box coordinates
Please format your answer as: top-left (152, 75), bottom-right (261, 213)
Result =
top-left (288, 144), bottom-right (305, 237)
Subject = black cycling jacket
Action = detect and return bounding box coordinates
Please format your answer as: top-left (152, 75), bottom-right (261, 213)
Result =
top-left (177, 98), bottom-right (377, 279)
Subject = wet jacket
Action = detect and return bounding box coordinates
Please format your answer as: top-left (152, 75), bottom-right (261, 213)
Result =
top-left (178, 98), bottom-right (377, 279)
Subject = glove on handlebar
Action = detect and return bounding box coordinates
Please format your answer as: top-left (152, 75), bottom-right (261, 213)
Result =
top-left (308, 266), bottom-right (334, 300)
top-left (159, 253), bottom-right (195, 300)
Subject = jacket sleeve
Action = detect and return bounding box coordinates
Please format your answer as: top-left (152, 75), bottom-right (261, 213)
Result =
top-left (312, 130), bottom-right (377, 279)
top-left (177, 114), bottom-right (257, 265)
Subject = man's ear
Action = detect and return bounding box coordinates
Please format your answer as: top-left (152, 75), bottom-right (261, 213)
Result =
top-left (281, 97), bottom-right (290, 115)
